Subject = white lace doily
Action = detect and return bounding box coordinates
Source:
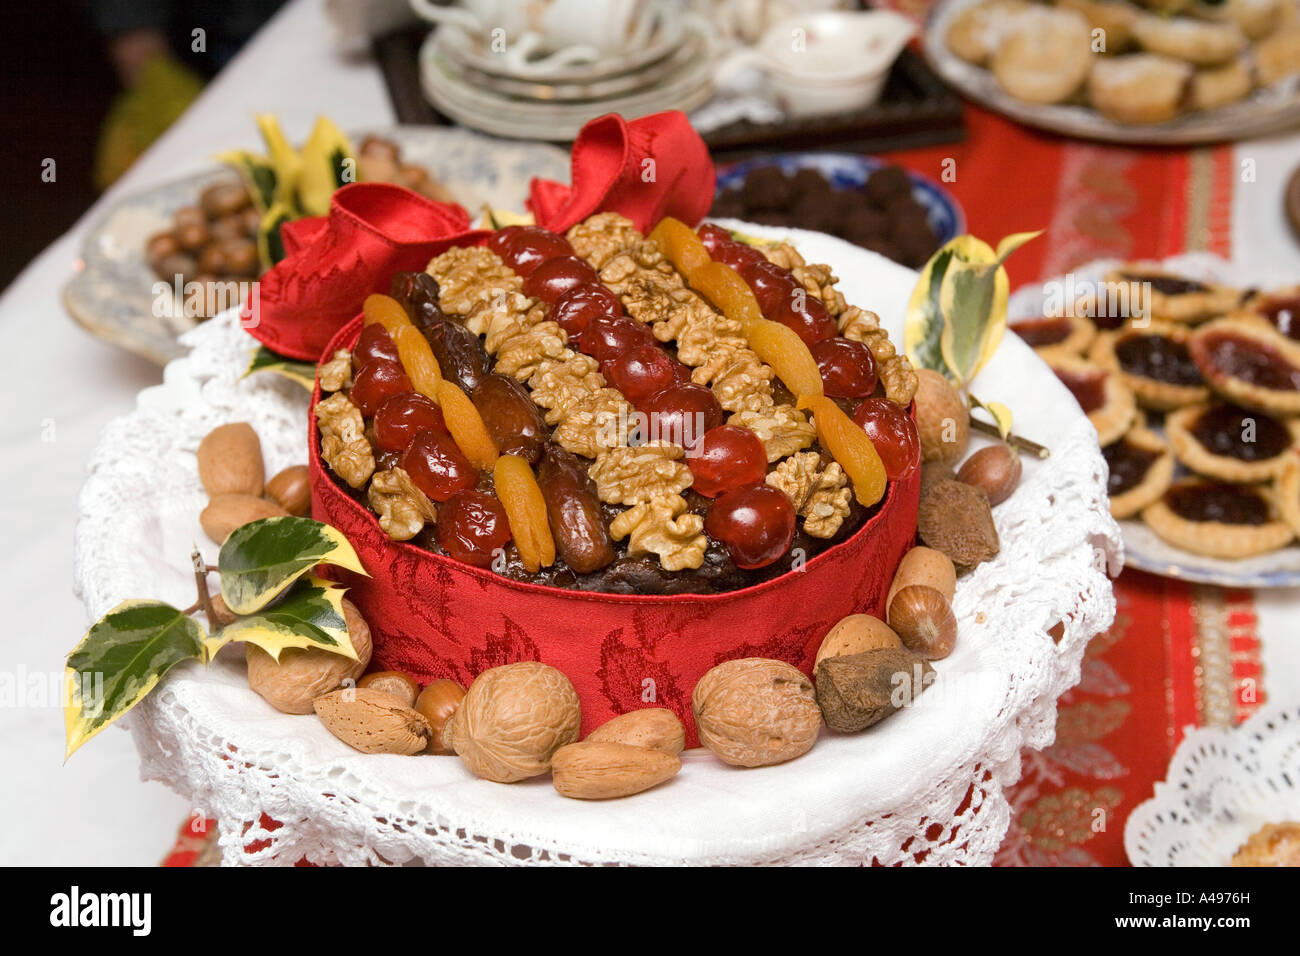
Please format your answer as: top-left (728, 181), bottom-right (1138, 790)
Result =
top-left (1124, 702), bottom-right (1300, 866)
top-left (74, 229), bottom-right (1121, 866)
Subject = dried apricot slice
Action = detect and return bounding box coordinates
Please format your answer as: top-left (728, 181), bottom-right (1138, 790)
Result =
top-left (493, 454), bottom-right (556, 572)
top-left (436, 380), bottom-right (499, 469)
top-left (393, 324), bottom-right (443, 400)
top-left (689, 262), bottom-right (762, 329)
top-left (363, 293), bottom-right (411, 336)
top-left (649, 217), bottom-right (712, 280)
top-left (799, 395), bottom-right (887, 506)
top-left (748, 319), bottom-right (824, 398)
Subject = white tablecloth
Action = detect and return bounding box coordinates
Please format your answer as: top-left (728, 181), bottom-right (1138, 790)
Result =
top-left (0, 0), bottom-right (1295, 865)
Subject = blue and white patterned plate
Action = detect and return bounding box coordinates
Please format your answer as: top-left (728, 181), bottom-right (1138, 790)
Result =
top-left (62, 127), bottom-right (569, 366)
top-left (715, 151), bottom-right (965, 247)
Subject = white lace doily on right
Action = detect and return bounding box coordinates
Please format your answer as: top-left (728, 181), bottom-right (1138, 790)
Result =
top-left (1124, 703), bottom-right (1300, 866)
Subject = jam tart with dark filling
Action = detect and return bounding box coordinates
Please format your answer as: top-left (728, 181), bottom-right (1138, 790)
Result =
top-left (1277, 451), bottom-right (1300, 538)
top-left (1188, 317), bottom-right (1300, 416)
top-left (1141, 478), bottom-right (1294, 559)
top-left (1009, 313), bottom-right (1096, 358)
top-left (1089, 320), bottom-right (1209, 410)
top-left (1046, 353), bottom-right (1137, 446)
top-left (1104, 267), bottom-right (1246, 324)
top-left (1166, 401), bottom-right (1300, 483)
top-left (1237, 286), bottom-right (1299, 342)
top-left (1102, 423), bottom-right (1174, 519)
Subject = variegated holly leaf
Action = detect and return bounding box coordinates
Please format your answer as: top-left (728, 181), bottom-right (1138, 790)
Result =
top-left (970, 394), bottom-right (1014, 439)
top-left (65, 601), bottom-right (207, 758)
top-left (213, 577), bottom-right (357, 662)
top-left (904, 245), bottom-right (956, 377)
top-left (219, 516), bottom-right (367, 615)
top-left (244, 346), bottom-right (315, 389)
top-left (938, 232), bottom-right (1040, 387)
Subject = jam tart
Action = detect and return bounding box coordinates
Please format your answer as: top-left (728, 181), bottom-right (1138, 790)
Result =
top-left (1089, 320), bottom-right (1209, 410)
top-left (1103, 267), bottom-right (1245, 324)
top-left (1166, 401), bottom-right (1300, 483)
top-left (1047, 353), bottom-right (1137, 446)
top-left (1141, 478), bottom-right (1294, 559)
top-left (1238, 285), bottom-right (1300, 342)
top-left (1188, 317), bottom-right (1300, 415)
top-left (1009, 313), bottom-right (1096, 357)
top-left (1102, 423), bottom-right (1175, 519)
top-left (1277, 451), bottom-right (1300, 538)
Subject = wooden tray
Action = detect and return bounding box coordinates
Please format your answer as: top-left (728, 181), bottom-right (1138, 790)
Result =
top-left (372, 25), bottom-right (965, 158)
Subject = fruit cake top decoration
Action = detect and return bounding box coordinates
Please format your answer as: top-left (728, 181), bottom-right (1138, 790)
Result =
top-left (313, 209), bottom-right (920, 591)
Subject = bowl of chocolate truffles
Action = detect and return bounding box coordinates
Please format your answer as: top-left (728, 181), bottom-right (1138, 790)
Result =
top-left (711, 152), bottom-right (964, 270)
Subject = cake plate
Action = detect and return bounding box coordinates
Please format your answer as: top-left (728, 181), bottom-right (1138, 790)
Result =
top-left (74, 228), bottom-right (1121, 865)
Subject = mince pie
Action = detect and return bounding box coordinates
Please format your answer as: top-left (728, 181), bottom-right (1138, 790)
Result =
top-left (1166, 401), bottom-right (1300, 483)
top-left (1104, 267), bottom-right (1245, 324)
top-left (1102, 423), bottom-right (1175, 519)
top-left (1189, 317), bottom-right (1300, 415)
top-left (1047, 354), bottom-right (1137, 446)
top-left (1277, 451), bottom-right (1300, 538)
top-left (1010, 313), bottom-right (1096, 357)
top-left (1238, 286), bottom-right (1300, 341)
top-left (1142, 478), bottom-right (1294, 559)
top-left (1089, 320), bottom-right (1209, 410)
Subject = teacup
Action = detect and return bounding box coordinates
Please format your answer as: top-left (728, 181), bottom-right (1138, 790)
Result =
top-left (409, 0), bottom-right (660, 75)
top-left (716, 10), bottom-right (917, 118)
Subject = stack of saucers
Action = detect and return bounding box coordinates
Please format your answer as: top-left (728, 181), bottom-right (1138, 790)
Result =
top-left (417, 7), bottom-right (715, 140)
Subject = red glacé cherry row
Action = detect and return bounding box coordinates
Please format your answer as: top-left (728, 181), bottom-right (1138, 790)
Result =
top-left (489, 225), bottom-right (804, 568)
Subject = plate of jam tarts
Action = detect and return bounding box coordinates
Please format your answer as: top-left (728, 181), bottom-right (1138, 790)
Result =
top-left (924, 0), bottom-right (1300, 145)
top-left (1011, 254), bottom-right (1300, 587)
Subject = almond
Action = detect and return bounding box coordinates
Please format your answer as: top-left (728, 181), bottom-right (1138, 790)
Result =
top-left (200, 494), bottom-right (288, 544)
top-left (886, 546), bottom-right (957, 610)
top-left (551, 741), bottom-right (680, 800)
top-left (265, 464), bottom-right (311, 515)
top-left (313, 687), bottom-right (431, 755)
top-left (814, 614), bottom-right (901, 669)
top-left (197, 422), bottom-right (265, 497)
top-left (586, 709), bottom-right (686, 754)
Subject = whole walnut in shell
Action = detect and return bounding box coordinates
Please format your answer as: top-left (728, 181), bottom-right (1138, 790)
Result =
top-left (446, 661), bottom-right (581, 783)
top-left (692, 658), bottom-right (822, 767)
top-left (246, 599), bottom-right (372, 714)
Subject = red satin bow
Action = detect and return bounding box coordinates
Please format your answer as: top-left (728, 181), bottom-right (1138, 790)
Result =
top-left (247, 111), bottom-right (715, 362)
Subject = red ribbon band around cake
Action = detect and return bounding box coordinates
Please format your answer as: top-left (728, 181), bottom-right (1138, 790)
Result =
top-left (311, 321), bottom-right (921, 746)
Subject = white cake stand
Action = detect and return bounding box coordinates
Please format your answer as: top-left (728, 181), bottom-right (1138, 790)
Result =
top-left (74, 229), bottom-right (1121, 865)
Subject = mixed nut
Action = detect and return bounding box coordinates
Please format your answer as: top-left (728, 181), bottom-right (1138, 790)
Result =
top-left (196, 422), bottom-right (309, 544)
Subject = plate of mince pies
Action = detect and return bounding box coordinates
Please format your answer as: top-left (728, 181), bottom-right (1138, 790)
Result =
top-left (1009, 255), bottom-right (1300, 586)
top-left (924, 0), bottom-right (1300, 144)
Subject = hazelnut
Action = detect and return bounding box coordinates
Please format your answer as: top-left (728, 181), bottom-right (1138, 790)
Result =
top-left (358, 670), bottom-right (420, 707)
top-left (814, 614), bottom-right (901, 669)
top-left (888, 585), bottom-right (958, 660)
top-left (172, 205), bottom-right (206, 229)
top-left (955, 443), bottom-right (1022, 506)
top-left (145, 232), bottom-right (181, 268)
top-left (175, 221), bottom-right (211, 253)
top-left (914, 369), bottom-right (969, 464)
top-left (414, 679), bottom-right (466, 754)
top-left (197, 243), bottom-right (227, 276)
top-left (887, 546), bottom-right (956, 610)
top-left (265, 464), bottom-right (311, 515)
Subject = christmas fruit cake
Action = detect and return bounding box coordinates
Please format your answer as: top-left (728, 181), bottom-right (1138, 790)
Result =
top-left (261, 113), bottom-right (923, 741)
